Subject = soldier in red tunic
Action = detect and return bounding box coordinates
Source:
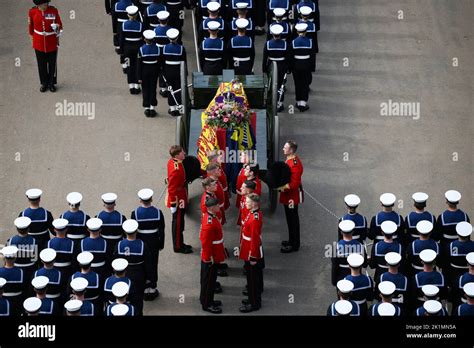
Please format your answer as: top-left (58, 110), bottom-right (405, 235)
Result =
top-left (235, 150), bottom-right (251, 207)
top-left (166, 145), bottom-right (192, 254)
top-left (28, 0), bottom-right (63, 92)
top-left (239, 193), bottom-right (263, 312)
top-left (279, 140), bottom-right (304, 253)
top-left (199, 197), bottom-right (226, 314)
top-left (244, 163), bottom-right (262, 196)
top-left (206, 163), bottom-right (227, 225)
top-left (207, 151), bottom-right (230, 210)
top-left (237, 180), bottom-right (257, 227)
top-left (200, 177), bottom-right (222, 223)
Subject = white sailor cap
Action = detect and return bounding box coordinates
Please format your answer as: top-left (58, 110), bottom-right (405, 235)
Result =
top-left (336, 279), bottom-right (354, 294)
top-left (77, 251), bottom-right (94, 266)
top-left (138, 188), bottom-right (154, 200)
top-left (111, 303), bottom-right (129, 316)
top-left (122, 219), bottom-right (139, 234)
top-left (52, 218), bottom-right (69, 231)
top-left (456, 221), bottom-right (472, 237)
top-left (1, 246), bottom-right (18, 258)
top-left (0, 278), bottom-right (6, 289)
top-left (421, 284), bottom-right (439, 297)
top-left (378, 281), bottom-right (396, 296)
top-left (380, 193), bottom-right (396, 206)
top-left (126, 5), bottom-right (139, 15)
top-left (14, 217), bottom-right (31, 229)
top-left (412, 192), bottom-right (429, 203)
top-left (112, 258), bottom-right (128, 272)
top-left (384, 252), bottom-right (402, 266)
top-left (416, 220), bottom-right (433, 235)
top-left (86, 218), bottom-right (103, 231)
top-left (236, 2), bottom-right (248, 9)
top-left (300, 5), bottom-right (313, 16)
top-left (206, 1), bottom-right (221, 11)
top-left (423, 300), bottom-right (442, 314)
top-left (339, 220), bottom-right (355, 234)
top-left (419, 249), bottom-right (437, 263)
top-left (463, 282), bottom-right (474, 297)
top-left (347, 253), bottom-right (364, 268)
top-left (64, 299), bottom-right (83, 313)
top-left (344, 194), bottom-right (360, 207)
top-left (294, 22), bottom-right (308, 32)
top-left (235, 18), bottom-right (249, 29)
top-left (70, 277), bottom-right (88, 292)
top-left (207, 21), bottom-right (221, 31)
top-left (26, 188), bottom-right (42, 200)
top-left (40, 248), bottom-right (56, 263)
top-left (381, 220), bottom-right (397, 235)
top-left (102, 192), bottom-right (118, 203)
top-left (445, 190), bottom-right (461, 203)
top-left (334, 300), bottom-right (352, 315)
top-left (466, 252), bottom-right (474, 266)
top-left (66, 192), bottom-right (83, 205)
top-left (112, 281), bottom-right (130, 298)
top-left (270, 24), bottom-right (284, 36)
top-left (157, 10), bottom-right (170, 20)
top-left (377, 302), bottom-right (396, 316)
top-left (23, 297), bottom-right (42, 313)
top-left (273, 8), bottom-right (286, 17)
top-left (31, 276), bottom-right (49, 290)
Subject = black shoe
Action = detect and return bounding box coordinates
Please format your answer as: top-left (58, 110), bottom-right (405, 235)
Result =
top-left (239, 303), bottom-right (260, 313)
top-left (171, 110), bottom-right (180, 117)
top-left (241, 299), bottom-right (250, 305)
top-left (281, 240), bottom-right (291, 247)
top-left (122, 67), bottom-right (128, 74)
top-left (202, 306), bottom-right (222, 314)
top-left (242, 289), bottom-right (248, 296)
top-left (281, 245), bottom-right (299, 253)
top-left (144, 289), bottom-right (159, 301)
top-left (149, 109), bottom-right (157, 117)
top-left (217, 263), bottom-right (228, 269)
top-left (217, 269), bottom-right (228, 277)
top-left (212, 300), bottom-right (222, 307)
top-left (215, 281), bottom-right (221, 287)
top-left (297, 105), bottom-right (309, 112)
top-left (183, 244), bottom-right (193, 251)
top-left (49, 85), bottom-right (56, 92)
top-left (40, 85), bottom-right (48, 93)
top-left (277, 104), bottom-right (284, 112)
top-left (135, 88), bottom-right (141, 94)
top-left (214, 285), bottom-right (223, 294)
top-left (130, 88), bottom-right (135, 95)
top-left (144, 109), bottom-right (151, 117)
top-left (174, 247), bottom-right (192, 254)
top-left (159, 89), bottom-right (168, 97)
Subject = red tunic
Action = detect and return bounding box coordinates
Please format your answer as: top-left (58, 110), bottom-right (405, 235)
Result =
top-left (239, 210), bottom-right (263, 261)
top-left (214, 180), bottom-right (226, 224)
top-left (28, 6), bottom-right (62, 53)
top-left (200, 212), bottom-right (226, 263)
top-left (166, 158), bottom-right (187, 208)
top-left (235, 167), bottom-right (247, 208)
top-left (200, 191), bottom-right (222, 222)
top-left (279, 155), bottom-right (304, 205)
top-left (218, 171), bottom-right (230, 210)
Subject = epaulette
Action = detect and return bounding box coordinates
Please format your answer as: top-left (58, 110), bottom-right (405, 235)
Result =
top-left (173, 160), bottom-right (179, 170)
top-left (253, 212), bottom-right (259, 220)
top-left (293, 158), bottom-right (298, 165)
top-left (207, 215), bottom-right (213, 224)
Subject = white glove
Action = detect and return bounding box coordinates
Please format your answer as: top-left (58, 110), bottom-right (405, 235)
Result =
top-left (51, 23), bottom-right (58, 31)
top-left (170, 207), bottom-right (177, 214)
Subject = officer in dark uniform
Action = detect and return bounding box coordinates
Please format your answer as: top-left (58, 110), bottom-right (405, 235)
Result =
top-left (344, 253), bottom-right (374, 314)
top-left (34, 249), bottom-right (65, 307)
top-left (0, 246), bottom-right (24, 316)
top-left (47, 219), bottom-right (74, 286)
top-left (138, 30), bottom-right (161, 117)
top-left (327, 279), bottom-right (360, 316)
top-left (404, 192), bottom-right (436, 245)
top-left (200, 21), bottom-right (227, 75)
top-left (229, 18), bottom-right (255, 75)
top-left (116, 220), bottom-right (153, 316)
top-left (266, 8), bottom-right (290, 41)
top-left (230, 3), bottom-right (254, 39)
top-left (112, 0), bottom-right (134, 71)
top-left (338, 194), bottom-right (368, 242)
top-left (290, 22), bottom-right (314, 112)
top-left (81, 219), bottom-right (110, 280)
top-left (166, 0), bottom-right (188, 30)
top-left (7, 217), bottom-right (37, 285)
top-left (131, 188), bottom-right (165, 301)
top-left (105, 0), bottom-right (120, 46)
top-left (294, 6), bottom-right (318, 79)
top-left (407, 221), bottom-right (440, 276)
top-left (97, 193), bottom-right (127, 255)
top-left (379, 252), bottom-right (408, 311)
top-left (143, 0), bottom-right (167, 29)
top-left (60, 192), bottom-right (90, 257)
top-left (447, 222), bottom-right (474, 288)
top-left (162, 28), bottom-right (187, 116)
top-left (19, 188), bottom-right (54, 252)
top-left (103, 258), bottom-right (132, 306)
top-left (198, 2), bottom-right (228, 43)
top-left (71, 252), bottom-right (102, 315)
top-left (120, 5), bottom-right (144, 94)
top-left (451, 252), bottom-right (474, 310)
top-left (369, 193), bottom-right (404, 242)
top-left (262, 24), bottom-right (290, 112)
top-left (154, 11), bottom-right (173, 97)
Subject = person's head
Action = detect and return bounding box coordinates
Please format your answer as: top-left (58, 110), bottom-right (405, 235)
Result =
top-left (245, 193), bottom-right (260, 211)
top-left (122, 219), bottom-right (139, 240)
top-left (283, 140), bottom-right (297, 156)
top-left (207, 21), bottom-right (220, 38)
top-left (336, 279), bottom-right (354, 301)
top-left (467, 252), bottom-right (474, 274)
top-left (295, 22), bottom-right (307, 37)
top-left (239, 150), bottom-right (249, 164)
top-left (412, 192), bottom-right (428, 211)
top-left (236, 2), bottom-right (248, 17)
top-left (202, 177), bottom-right (217, 193)
top-left (420, 249), bottom-right (437, 271)
top-left (157, 10), bottom-right (170, 25)
top-left (385, 252), bottom-right (401, 274)
top-left (273, 8), bottom-right (285, 22)
top-left (416, 220), bottom-right (433, 240)
top-left (66, 192), bottom-right (83, 211)
top-left (126, 5), bottom-right (139, 20)
top-left (77, 252), bottom-right (93, 273)
top-left (0, 278), bottom-right (6, 297)
top-left (445, 190), bottom-right (461, 209)
top-left (207, 150), bottom-right (219, 164)
top-left (138, 188), bottom-right (154, 206)
top-left (242, 180), bottom-right (256, 195)
top-left (245, 163), bottom-right (259, 179)
top-left (14, 217), bottom-right (31, 236)
top-left (112, 258), bottom-right (128, 278)
top-left (112, 282), bottom-right (130, 304)
top-left (270, 24), bottom-right (283, 40)
top-left (102, 192), bottom-right (117, 211)
top-left (86, 218), bottom-right (102, 238)
top-left (339, 220), bottom-right (355, 241)
top-left (379, 193), bottom-right (396, 212)
top-left (347, 253), bottom-right (364, 275)
top-left (381, 221), bottom-right (397, 241)
top-left (344, 194), bottom-right (360, 214)
top-left (235, 18), bottom-right (249, 35)
top-left (463, 283), bottom-right (474, 305)
top-left (23, 297), bottom-right (42, 316)
top-left (205, 197), bottom-right (220, 214)
top-left (25, 188), bottom-right (42, 207)
top-left (64, 299), bottom-right (82, 316)
top-left (143, 29), bottom-right (156, 44)
top-left (206, 162), bottom-right (221, 178)
top-left (169, 145), bottom-right (185, 160)
top-left (299, 6), bottom-right (313, 21)
top-left (456, 221), bottom-right (472, 242)
top-left (378, 281), bottom-right (395, 303)
top-left (31, 276), bottom-right (49, 298)
top-left (34, 0), bottom-right (50, 11)
top-left (52, 218), bottom-right (68, 237)
top-left (206, 1), bottom-right (220, 18)
top-left (70, 277), bottom-right (88, 300)
top-left (39, 248), bottom-right (56, 269)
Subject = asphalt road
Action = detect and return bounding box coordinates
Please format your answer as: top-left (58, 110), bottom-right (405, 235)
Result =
top-left (0, 0), bottom-right (472, 315)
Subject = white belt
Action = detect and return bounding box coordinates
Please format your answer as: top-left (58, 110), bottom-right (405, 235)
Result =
top-left (118, 18), bottom-right (127, 22)
top-left (125, 37), bottom-right (142, 41)
top-left (167, 2), bottom-right (181, 5)
top-left (29, 229), bottom-right (49, 236)
top-left (242, 235), bottom-right (251, 241)
top-left (410, 233), bottom-right (419, 238)
top-left (339, 264), bottom-right (350, 269)
top-left (3, 292), bottom-right (22, 297)
top-left (377, 264), bottom-right (389, 269)
top-left (411, 263), bottom-right (423, 270)
top-left (450, 263), bottom-right (468, 269)
top-left (269, 57), bottom-right (285, 61)
top-left (102, 235), bottom-right (122, 240)
top-left (443, 234), bottom-right (457, 240)
top-left (462, 297), bottom-right (467, 303)
top-left (392, 295), bottom-right (404, 303)
top-left (129, 261), bottom-right (144, 266)
top-left (354, 299), bottom-right (366, 305)
top-left (140, 1), bottom-right (153, 3)
top-left (150, 23), bottom-right (159, 27)
top-left (46, 293), bottom-right (61, 299)
top-left (138, 229), bottom-right (158, 234)
top-left (15, 262), bottom-right (36, 268)
top-left (92, 261), bottom-right (106, 267)
top-left (86, 295), bottom-right (99, 301)
top-left (205, 57), bottom-right (222, 61)
top-left (34, 29), bottom-right (56, 36)
top-left (54, 262), bottom-right (71, 267)
top-left (143, 60), bottom-right (158, 64)
top-left (417, 296), bottom-right (439, 301)
top-left (157, 44), bottom-right (165, 48)
top-left (376, 235), bottom-right (398, 240)
top-left (212, 239), bottom-right (224, 245)
top-left (294, 55), bottom-right (310, 59)
top-left (233, 57), bottom-right (251, 62)
top-left (67, 234), bottom-right (86, 240)
top-left (165, 61), bottom-right (181, 65)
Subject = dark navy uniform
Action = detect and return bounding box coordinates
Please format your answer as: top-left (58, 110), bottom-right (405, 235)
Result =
top-left (379, 271), bottom-right (408, 309)
top-left (327, 300), bottom-right (360, 316)
top-left (267, 0), bottom-right (290, 24)
top-left (452, 272), bottom-right (474, 309)
top-left (0, 297), bottom-right (10, 316)
top-left (7, 235), bottom-right (37, 285)
top-left (19, 207), bottom-right (53, 252)
top-left (97, 210), bottom-right (126, 254)
top-left (0, 267), bottom-right (24, 316)
top-left (452, 303), bottom-right (474, 316)
top-left (138, 42), bottom-right (161, 109)
top-left (199, 0), bottom-right (225, 21)
top-left (71, 271), bottom-right (101, 314)
top-left (154, 24), bottom-right (172, 48)
top-left (38, 297), bottom-right (57, 315)
top-left (104, 276), bottom-right (132, 305)
top-left (106, 0), bottom-right (121, 46)
top-left (266, 20), bottom-right (290, 41)
top-left (294, 19), bottom-right (318, 54)
top-left (112, 0), bottom-right (134, 64)
top-left (407, 239), bottom-right (440, 274)
top-left (369, 211), bottom-right (404, 241)
top-left (295, 0), bottom-right (320, 31)
top-left (47, 237), bottom-right (74, 283)
top-left (60, 210), bottom-right (90, 254)
top-left (412, 270), bottom-right (446, 309)
top-left (81, 237), bottom-right (110, 279)
top-left (106, 302), bottom-right (135, 316)
top-left (447, 239), bottom-right (474, 287)
top-left (120, 18), bottom-right (144, 87)
top-left (199, 18), bottom-right (228, 42)
top-left (162, 40), bottom-right (186, 114)
top-left (262, 35), bottom-right (290, 106)
top-left (344, 273), bottom-right (374, 315)
top-left (369, 240), bottom-right (403, 283)
top-left (338, 213), bottom-right (368, 242)
top-left (290, 33), bottom-right (315, 107)
top-left (368, 302), bottom-right (401, 316)
top-left (143, 1), bottom-right (167, 29)
top-left (405, 211), bottom-right (436, 244)
top-left (230, 0), bottom-right (254, 23)
top-left (137, 0), bottom-right (155, 14)
top-left (166, 0), bottom-right (188, 30)
top-left (200, 37), bottom-right (226, 75)
top-left (331, 240), bottom-right (364, 286)
top-left (131, 206), bottom-right (165, 291)
top-left (435, 209), bottom-right (470, 250)
top-left (229, 34), bottom-right (255, 75)
top-left (231, 17), bottom-right (254, 40)
top-left (79, 300), bottom-right (95, 316)
top-left (34, 267), bottom-right (64, 303)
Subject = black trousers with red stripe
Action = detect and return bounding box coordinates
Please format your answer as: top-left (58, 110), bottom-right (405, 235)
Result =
top-left (171, 207), bottom-right (186, 251)
top-left (200, 261), bottom-right (217, 308)
top-left (245, 261), bottom-right (263, 308)
top-left (35, 49), bottom-right (57, 86)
